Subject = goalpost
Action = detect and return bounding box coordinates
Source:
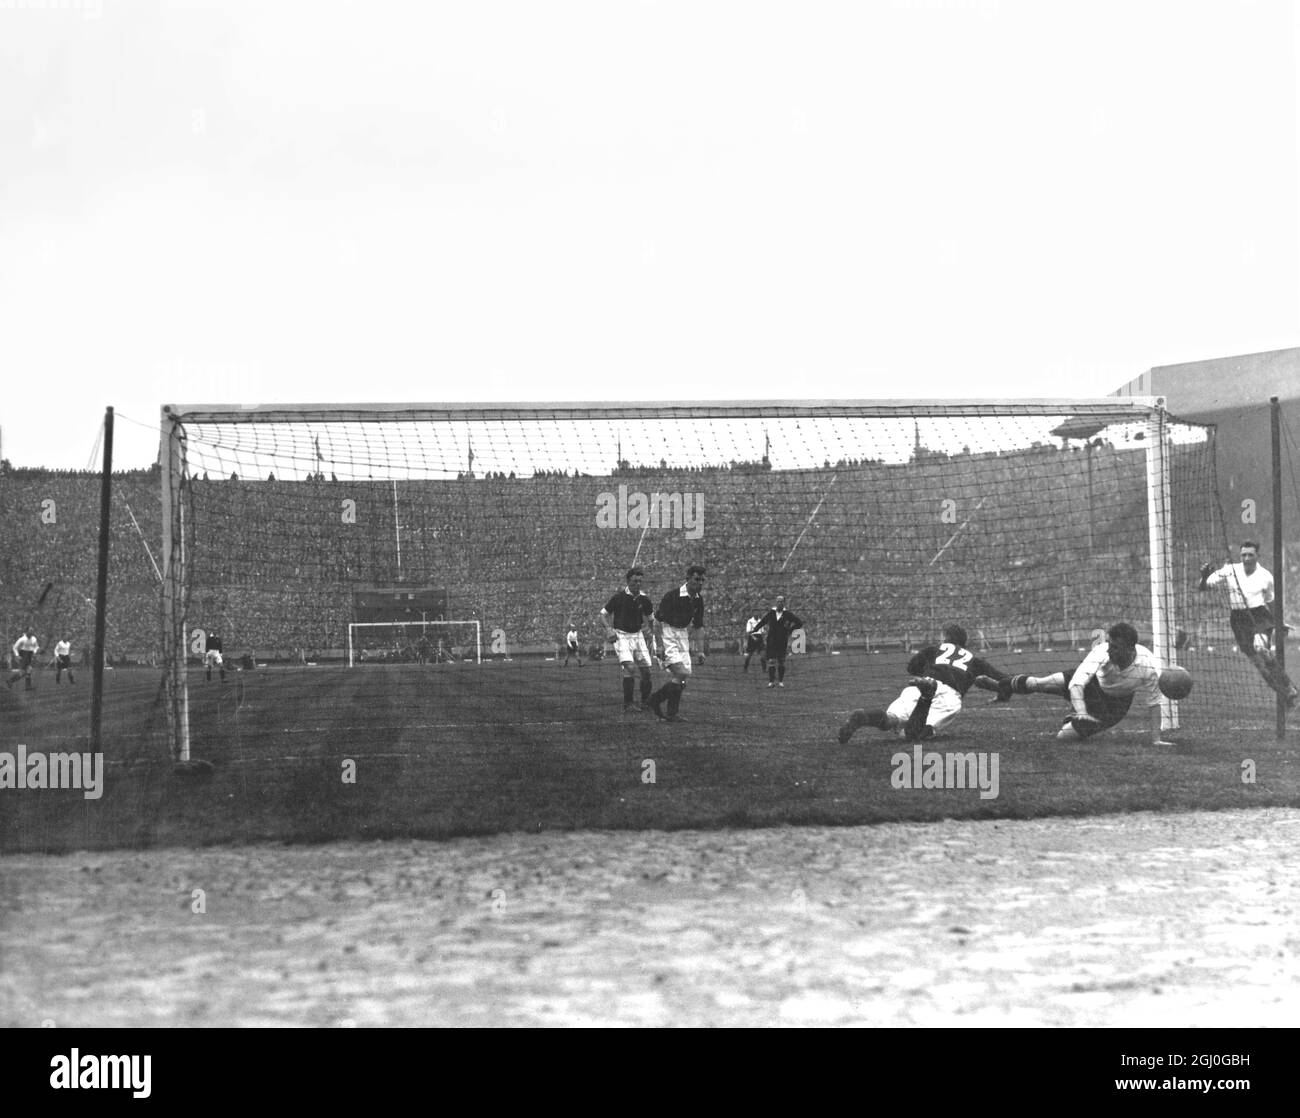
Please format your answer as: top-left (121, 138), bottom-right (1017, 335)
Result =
top-left (346, 620), bottom-right (482, 666)
top-left (158, 398), bottom-right (1248, 763)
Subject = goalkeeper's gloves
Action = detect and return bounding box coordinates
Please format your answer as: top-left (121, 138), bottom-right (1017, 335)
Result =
top-left (1198, 561), bottom-right (1213, 580)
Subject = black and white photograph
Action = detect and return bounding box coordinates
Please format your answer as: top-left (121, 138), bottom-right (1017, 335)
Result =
top-left (1, 0), bottom-right (1297, 1072)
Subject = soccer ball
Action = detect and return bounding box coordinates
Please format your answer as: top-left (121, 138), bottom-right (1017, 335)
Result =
top-left (1159, 666), bottom-right (1193, 700)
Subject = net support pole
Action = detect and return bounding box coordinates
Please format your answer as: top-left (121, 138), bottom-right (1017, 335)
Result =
top-left (90, 407), bottom-right (113, 753)
top-left (393, 479), bottom-right (402, 581)
top-left (160, 409), bottom-right (191, 762)
top-left (1272, 396), bottom-right (1286, 740)
top-left (1147, 401), bottom-right (1177, 730)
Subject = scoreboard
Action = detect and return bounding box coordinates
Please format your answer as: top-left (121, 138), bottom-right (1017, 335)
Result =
top-left (352, 587), bottom-right (448, 624)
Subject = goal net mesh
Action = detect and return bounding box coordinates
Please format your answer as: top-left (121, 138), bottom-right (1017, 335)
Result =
top-left (161, 402), bottom-right (1276, 761)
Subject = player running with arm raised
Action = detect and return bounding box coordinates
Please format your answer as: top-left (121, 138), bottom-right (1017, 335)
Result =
top-left (1198, 540), bottom-right (1298, 709)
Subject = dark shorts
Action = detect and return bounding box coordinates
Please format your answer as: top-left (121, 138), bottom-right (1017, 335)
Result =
top-left (1063, 675), bottom-right (1133, 739)
top-left (567, 641), bottom-right (579, 652)
top-left (745, 635), bottom-right (764, 653)
top-left (18, 651), bottom-right (33, 669)
top-left (1229, 607), bottom-right (1273, 655)
top-left (57, 655), bottom-right (71, 668)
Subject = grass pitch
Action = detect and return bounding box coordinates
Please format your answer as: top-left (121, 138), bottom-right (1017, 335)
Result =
top-left (1, 651), bottom-right (1296, 853)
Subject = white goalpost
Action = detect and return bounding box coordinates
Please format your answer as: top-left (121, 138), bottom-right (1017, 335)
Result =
top-left (346, 620), bottom-right (482, 666)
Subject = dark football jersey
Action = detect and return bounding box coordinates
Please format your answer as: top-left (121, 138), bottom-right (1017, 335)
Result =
top-left (753, 609), bottom-right (803, 653)
top-left (603, 589), bottom-right (654, 633)
top-left (656, 587), bottom-right (704, 630)
top-left (906, 642), bottom-right (1006, 697)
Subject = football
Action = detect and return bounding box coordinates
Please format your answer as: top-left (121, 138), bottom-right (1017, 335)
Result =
top-left (1159, 666), bottom-right (1193, 700)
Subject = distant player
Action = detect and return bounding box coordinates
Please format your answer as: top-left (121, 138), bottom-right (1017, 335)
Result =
top-left (751, 595), bottom-right (804, 688)
top-left (1199, 541), bottom-right (1298, 709)
top-left (204, 632), bottom-right (226, 683)
top-left (837, 624), bottom-right (1010, 742)
top-left (741, 612), bottom-right (766, 673)
top-left (7, 629), bottom-right (39, 690)
top-left (599, 567), bottom-right (656, 712)
top-left (562, 622), bottom-right (584, 667)
top-left (52, 637), bottom-right (75, 684)
top-left (648, 564), bottom-right (706, 723)
top-left (1005, 621), bottom-right (1174, 745)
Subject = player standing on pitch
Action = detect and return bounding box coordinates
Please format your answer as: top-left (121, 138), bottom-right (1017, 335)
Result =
top-left (204, 632), bottom-right (226, 683)
top-left (1198, 540), bottom-right (1299, 709)
top-left (562, 621), bottom-right (584, 667)
top-left (750, 595), bottom-right (804, 688)
top-left (837, 623), bottom-right (1011, 742)
top-left (741, 611), bottom-right (766, 673)
top-left (8, 629), bottom-right (39, 690)
top-left (598, 567), bottom-right (656, 713)
top-left (1004, 622), bottom-right (1175, 745)
top-left (648, 564), bottom-right (706, 723)
top-left (52, 637), bottom-right (76, 684)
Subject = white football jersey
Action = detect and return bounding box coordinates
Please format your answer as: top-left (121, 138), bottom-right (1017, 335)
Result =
top-left (1205, 563), bottom-right (1274, 611)
top-left (1070, 642), bottom-right (1163, 707)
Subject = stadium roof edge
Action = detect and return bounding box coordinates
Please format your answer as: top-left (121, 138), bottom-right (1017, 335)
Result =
top-left (162, 398), bottom-right (1167, 423)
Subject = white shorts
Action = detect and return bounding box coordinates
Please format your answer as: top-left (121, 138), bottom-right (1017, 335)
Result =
top-left (661, 626), bottom-right (692, 672)
top-left (613, 631), bottom-right (652, 667)
top-left (205, 650), bottom-right (223, 668)
top-left (886, 680), bottom-right (962, 735)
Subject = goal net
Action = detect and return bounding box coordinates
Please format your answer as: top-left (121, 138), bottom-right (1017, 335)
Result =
top-left (347, 620), bottom-right (482, 666)
top-left (157, 399), bottom-right (1273, 762)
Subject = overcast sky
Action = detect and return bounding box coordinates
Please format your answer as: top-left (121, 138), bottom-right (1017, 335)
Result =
top-left (2, 0), bottom-right (1297, 470)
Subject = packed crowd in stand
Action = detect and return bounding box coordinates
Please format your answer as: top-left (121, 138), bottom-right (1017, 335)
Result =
top-left (1, 441), bottom-right (1280, 665)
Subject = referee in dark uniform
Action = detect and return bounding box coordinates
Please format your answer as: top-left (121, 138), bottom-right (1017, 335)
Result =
top-left (752, 595), bottom-right (804, 688)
